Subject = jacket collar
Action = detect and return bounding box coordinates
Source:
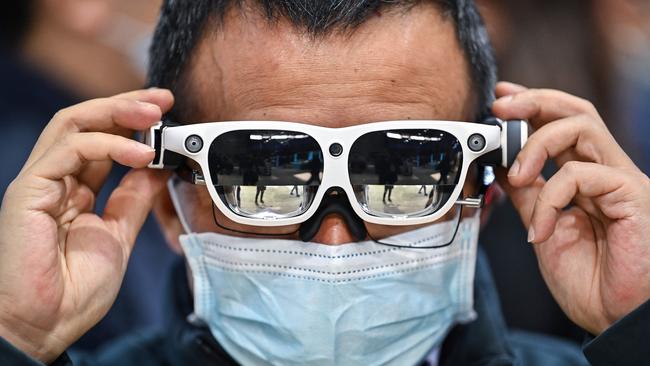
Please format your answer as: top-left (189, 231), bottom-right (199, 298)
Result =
top-left (162, 259), bottom-right (239, 365)
top-left (439, 248), bottom-right (516, 366)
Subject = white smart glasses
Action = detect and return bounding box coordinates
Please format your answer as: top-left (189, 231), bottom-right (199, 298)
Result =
top-left (145, 120), bottom-right (527, 227)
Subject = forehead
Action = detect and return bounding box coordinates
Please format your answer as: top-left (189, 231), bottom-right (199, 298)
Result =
top-left (181, 4), bottom-right (476, 125)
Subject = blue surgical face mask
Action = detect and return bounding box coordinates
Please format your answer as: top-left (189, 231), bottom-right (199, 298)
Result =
top-left (179, 212), bottom-right (480, 366)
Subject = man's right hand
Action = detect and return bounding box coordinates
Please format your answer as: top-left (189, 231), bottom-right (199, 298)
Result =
top-left (0, 89), bottom-right (174, 363)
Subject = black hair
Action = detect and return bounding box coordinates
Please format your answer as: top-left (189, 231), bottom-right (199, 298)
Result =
top-left (0, 1), bottom-right (34, 47)
top-left (148, 0), bottom-right (496, 120)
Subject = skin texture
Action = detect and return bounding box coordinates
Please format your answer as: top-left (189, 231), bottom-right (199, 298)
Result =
top-left (154, 4), bottom-right (478, 250)
top-left (0, 3), bottom-right (648, 364)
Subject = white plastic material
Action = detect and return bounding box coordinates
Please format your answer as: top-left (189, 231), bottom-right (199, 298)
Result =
top-left (151, 120), bottom-right (502, 226)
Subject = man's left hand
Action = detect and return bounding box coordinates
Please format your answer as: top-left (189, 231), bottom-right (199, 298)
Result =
top-left (492, 82), bottom-right (650, 335)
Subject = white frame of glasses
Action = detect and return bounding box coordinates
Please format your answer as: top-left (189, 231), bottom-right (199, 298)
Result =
top-left (149, 120), bottom-right (503, 226)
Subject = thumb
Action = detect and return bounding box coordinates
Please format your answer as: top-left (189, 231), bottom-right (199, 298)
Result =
top-left (103, 169), bottom-right (170, 253)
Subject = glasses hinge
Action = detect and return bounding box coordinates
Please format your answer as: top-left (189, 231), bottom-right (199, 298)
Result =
top-left (192, 170), bottom-right (206, 185)
top-left (455, 195), bottom-right (484, 208)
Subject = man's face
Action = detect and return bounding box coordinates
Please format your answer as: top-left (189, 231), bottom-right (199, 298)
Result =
top-left (159, 4), bottom-right (478, 247)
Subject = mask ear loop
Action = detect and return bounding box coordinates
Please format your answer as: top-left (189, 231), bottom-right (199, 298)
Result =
top-left (167, 177), bottom-right (194, 235)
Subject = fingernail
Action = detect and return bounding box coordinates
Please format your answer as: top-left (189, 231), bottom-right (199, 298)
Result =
top-left (500, 81), bottom-right (526, 90)
top-left (527, 226), bottom-right (536, 243)
top-left (136, 101), bottom-right (160, 112)
top-left (498, 95), bottom-right (514, 103)
top-left (508, 160), bottom-right (520, 177)
top-left (136, 142), bottom-right (155, 153)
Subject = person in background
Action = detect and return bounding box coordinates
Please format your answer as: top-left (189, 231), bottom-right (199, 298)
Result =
top-left (0, 0), bottom-right (178, 350)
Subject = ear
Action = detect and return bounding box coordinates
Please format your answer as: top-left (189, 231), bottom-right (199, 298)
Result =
top-left (480, 182), bottom-right (506, 229)
top-left (153, 187), bottom-right (184, 254)
top-left (43, 0), bottom-right (112, 35)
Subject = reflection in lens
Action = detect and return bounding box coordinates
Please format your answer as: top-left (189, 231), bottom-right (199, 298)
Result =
top-left (219, 185), bottom-right (318, 219)
top-left (356, 184), bottom-right (448, 217)
top-left (209, 130), bottom-right (323, 219)
top-left (349, 129), bottom-right (462, 218)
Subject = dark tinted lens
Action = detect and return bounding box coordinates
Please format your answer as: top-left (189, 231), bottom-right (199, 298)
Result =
top-left (208, 130), bottom-right (323, 219)
top-left (349, 129), bottom-right (463, 218)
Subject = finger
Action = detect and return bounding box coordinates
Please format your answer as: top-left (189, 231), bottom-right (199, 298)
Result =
top-left (113, 88), bottom-right (175, 113)
top-left (496, 168), bottom-right (545, 228)
top-left (24, 89), bottom-right (173, 169)
top-left (495, 81), bottom-right (528, 98)
top-left (507, 114), bottom-right (634, 187)
top-left (54, 179), bottom-right (96, 226)
top-left (52, 88), bottom-right (173, 133)
top-left (51, 98), bottom-right (161, 134)
top-left (528, 162), bottom-right (633, 243)
top-left (77, 161), bottom-right (114, 194)
top-left (77, 129), bottom-right (141, 194)
top-left (103, 169), bottom-right (170, 252)
top-left (491, 88), bottom-right (601, 130)
top-left (26, 133), bottom-right (155, 183)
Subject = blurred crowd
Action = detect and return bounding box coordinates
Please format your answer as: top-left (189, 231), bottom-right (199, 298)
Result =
top-left (0, 0), bottom-right (648, 351)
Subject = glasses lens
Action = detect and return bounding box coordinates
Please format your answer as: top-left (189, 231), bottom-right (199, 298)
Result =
top-left (349, 129), bottom-right (463, 218)
top-left (208, 130), bottom-right (323, 219)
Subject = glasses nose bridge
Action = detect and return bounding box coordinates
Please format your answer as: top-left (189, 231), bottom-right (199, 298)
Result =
top-left (320, 136), bottom-right (353, 193)
top-left (298, 186), bottom-right (367, 242)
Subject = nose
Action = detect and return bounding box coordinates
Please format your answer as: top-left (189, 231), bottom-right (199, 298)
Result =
top-left (311, 214), bottom-right (358, 245)
top-left (298, 188), bottom-right (368, 243)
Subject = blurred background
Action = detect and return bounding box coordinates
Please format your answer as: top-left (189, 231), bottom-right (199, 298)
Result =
top-left (0, 0), bottom-right (648, 351)
top-left (0, 0), bottom-right (179, 350)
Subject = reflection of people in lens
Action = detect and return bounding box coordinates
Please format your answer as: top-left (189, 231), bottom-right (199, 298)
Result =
top-left (255, 185), bottom-right (266, 206)
top-left (438, 153), bottom-right (451, 185)
top-left (425, 188), bottom-right (436, 209)
top-left (383, 184), bottom-right (394, 204)
top-left (305, 154), bottom-right (322, 186)
top-left (240, 156), bottom-right (260, 207)
top-left (401, 158), bottom-right (413, 176)
top-left (381, 161), bottom-right (398, 205)
top-left (418, 185), bottom-right (428, 195)
top-left (290, 185), bottom-right (300, 197)
top-left (241, 159), bottom-right (259, 185)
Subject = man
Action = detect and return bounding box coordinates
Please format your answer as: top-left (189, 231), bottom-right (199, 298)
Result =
top-left (1, 1), bottom-right (649, 366)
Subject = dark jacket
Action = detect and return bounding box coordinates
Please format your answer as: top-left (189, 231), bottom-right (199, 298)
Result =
top-left (5, 248), bottom-right (645, 366)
